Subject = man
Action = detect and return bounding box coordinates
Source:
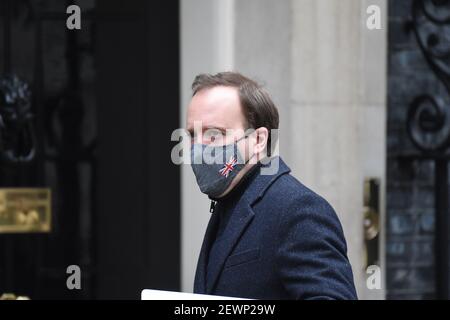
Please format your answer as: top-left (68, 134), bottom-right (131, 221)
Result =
top-left (186, 72), bottom-right (357, 300)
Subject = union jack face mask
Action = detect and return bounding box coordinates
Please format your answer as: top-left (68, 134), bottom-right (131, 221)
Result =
top-left (190, 135), bottom-right (250, 198)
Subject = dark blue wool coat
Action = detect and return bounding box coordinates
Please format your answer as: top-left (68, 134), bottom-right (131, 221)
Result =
top-left (194, 157), bottom-right (357, 300)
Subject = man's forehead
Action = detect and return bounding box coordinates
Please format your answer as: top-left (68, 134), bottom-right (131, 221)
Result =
top-left (196, 85), bottom-right (239, 102)
top-left (187, 86), bottom-right (244, 129)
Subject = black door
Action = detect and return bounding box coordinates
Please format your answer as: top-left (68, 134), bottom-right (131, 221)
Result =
top-left (0, 0), bottom-right (180, 299)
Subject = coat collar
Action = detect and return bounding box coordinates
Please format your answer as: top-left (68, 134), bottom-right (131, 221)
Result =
top-left (241, 156), bottom-right (291, 206)
top-left (194, 157), bottom-right (291, 294)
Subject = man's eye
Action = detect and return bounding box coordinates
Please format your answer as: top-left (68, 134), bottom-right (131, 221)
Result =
top-left (190, 135), bottom-right (201, 144)
top-left (204, 130), bottom-right (221, 142)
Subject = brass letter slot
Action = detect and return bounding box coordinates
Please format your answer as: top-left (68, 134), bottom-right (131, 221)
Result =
top-left (0, 188), bottom-right (51, 233)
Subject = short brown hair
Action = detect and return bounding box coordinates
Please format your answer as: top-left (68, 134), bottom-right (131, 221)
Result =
top-left (192, 72), bottom-right (279, 155)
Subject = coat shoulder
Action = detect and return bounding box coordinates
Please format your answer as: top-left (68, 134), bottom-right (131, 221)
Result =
top-left (263, 173), bottom-right (356, 299)
top-left (264, 172), bottom-right (336, 215)
top-left (261, 172), bottom-right (347, 246)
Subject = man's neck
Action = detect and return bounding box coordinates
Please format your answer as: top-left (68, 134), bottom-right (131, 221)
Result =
top-left (214, 162), bottom-right (259, 200)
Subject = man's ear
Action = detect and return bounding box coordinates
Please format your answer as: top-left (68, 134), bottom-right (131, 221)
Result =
top-left (254, 127), bottom-right (269, 159)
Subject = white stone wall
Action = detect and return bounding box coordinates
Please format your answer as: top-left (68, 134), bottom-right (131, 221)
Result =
top-left (181, 0), bottom-right (387, 299)
top-left (287, 0), bottom-right (387, 300)
top-left (180, 0), bottom-right (236, 295)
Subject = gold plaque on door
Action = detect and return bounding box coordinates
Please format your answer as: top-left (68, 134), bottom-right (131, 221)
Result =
top-left (0, 188), bottom-right (51, 233)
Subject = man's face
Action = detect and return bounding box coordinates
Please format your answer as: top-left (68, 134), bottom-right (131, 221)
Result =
top-left (186, 86), bottom-right (256, 197)
top-left (186, 86), bottom-right (248, 146)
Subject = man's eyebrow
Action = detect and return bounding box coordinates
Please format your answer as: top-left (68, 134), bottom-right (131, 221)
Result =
top-left (204, 126), bottom-right (227, 134)
top-left (186, 126), bottom-right (227, 136)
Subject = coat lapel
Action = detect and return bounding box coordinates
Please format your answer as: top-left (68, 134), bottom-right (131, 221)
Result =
top-left (206, 200), bottom-right (255, 294)
top-left (194, 210), bottom-right (220, 293)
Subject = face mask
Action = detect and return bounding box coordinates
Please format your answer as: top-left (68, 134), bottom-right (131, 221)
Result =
top-left (190, 136), bottom-right (251, 198)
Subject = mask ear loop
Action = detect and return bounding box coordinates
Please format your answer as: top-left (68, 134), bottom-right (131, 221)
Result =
top-left (245, 152), bottom-right (256, 165)
top-left (235, 134), bottom-right (256, 165)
